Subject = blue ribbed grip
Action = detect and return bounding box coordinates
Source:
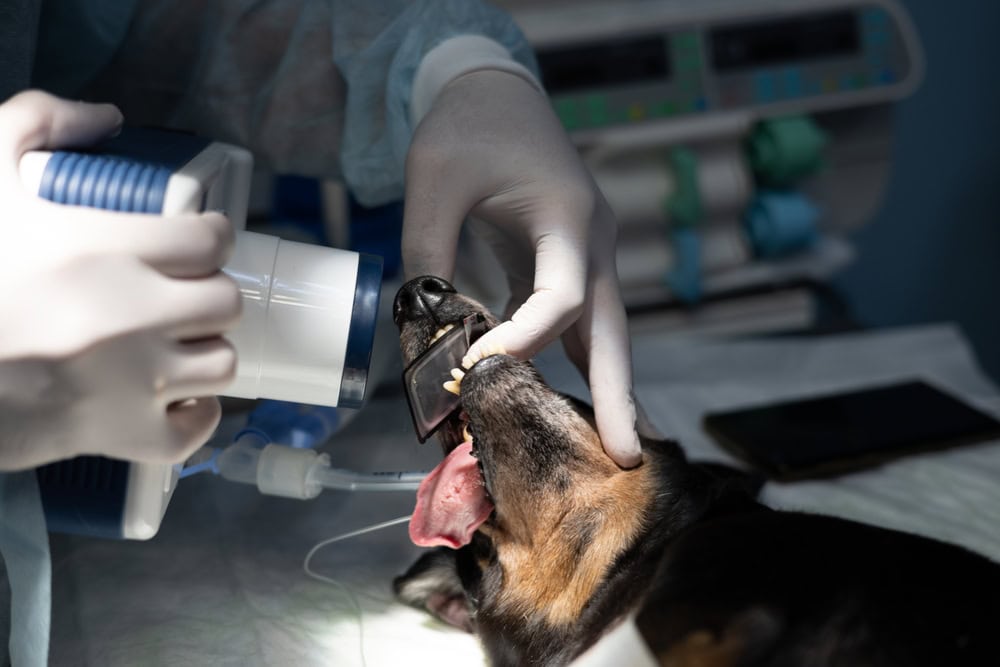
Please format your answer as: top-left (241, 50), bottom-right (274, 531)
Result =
top-left (38, 151), bottom-right (172, 214)
top-left (36, 457), bottom-right (128, 539)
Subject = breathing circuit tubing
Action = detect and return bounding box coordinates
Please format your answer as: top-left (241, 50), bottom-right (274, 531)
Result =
top-left (181, 399), bottom-right (426, 499)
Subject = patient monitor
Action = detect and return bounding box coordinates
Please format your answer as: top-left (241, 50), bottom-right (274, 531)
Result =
top-left (506, 0), bottom-right (923, 331)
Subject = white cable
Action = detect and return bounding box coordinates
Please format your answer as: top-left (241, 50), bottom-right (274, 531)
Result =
top-left (302, 515), bottom-right (413, 667)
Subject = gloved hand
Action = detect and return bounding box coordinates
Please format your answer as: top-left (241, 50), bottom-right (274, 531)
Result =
top-left (402, 70), bottom-right (641, 468)
top-left (0, 90), bottom-right (241, 471)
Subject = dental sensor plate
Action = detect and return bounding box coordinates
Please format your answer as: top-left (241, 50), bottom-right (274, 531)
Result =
top-left (403, 314), bottom-right (487, 442)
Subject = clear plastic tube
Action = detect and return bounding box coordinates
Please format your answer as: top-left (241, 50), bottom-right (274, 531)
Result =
top-left (308, 466), bottom-right (425, 493)
top-left (215, 433), bottom-right (267, 486)
top-left (213, 439), bottom-right (426, 499)
top-left (205, 397), bottom-right (426, 498)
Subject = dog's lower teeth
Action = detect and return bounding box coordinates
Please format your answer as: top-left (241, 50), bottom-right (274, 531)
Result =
top-left (443, 367), bottom-right (466, 397)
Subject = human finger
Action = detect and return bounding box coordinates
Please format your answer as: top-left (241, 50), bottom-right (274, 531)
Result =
top-left (586, 280), bottom-right (641, 468)
top-left (162, 396), bottom-right (223, 463)
top-left (464, 231), bottom-right (586, 366)
top-left (159, 272), bottom-right (243, 341)
top-left (158, 338), bottom-right (238, 403)
top-left (52, 260), bottom-right (241, 348)
top-left (41, 206), bottom-right (235, 278)
top-left (0, 90), bottom-right (121, 171)
top-left (563, 268), bottom-right (641, 468)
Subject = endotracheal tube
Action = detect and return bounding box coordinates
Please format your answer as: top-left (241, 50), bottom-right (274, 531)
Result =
top-left (184, 400), bottom-right (426, 499)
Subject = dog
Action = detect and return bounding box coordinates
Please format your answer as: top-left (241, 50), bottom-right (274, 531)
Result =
top-left (391, 275), bottom-right (1000, 666)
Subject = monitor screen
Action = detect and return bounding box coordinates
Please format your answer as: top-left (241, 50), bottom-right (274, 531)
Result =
top-left (711, 11), bottom-right (860, 72)
top-left (536, 35), bottom-right (672, 94)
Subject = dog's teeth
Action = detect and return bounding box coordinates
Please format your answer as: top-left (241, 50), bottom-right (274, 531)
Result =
top-left (463, 425), bottom-right (473, 442)
top-left (444, 368), bottom-right (465, 396)
top-left (431, 323), bottom-right (455, 343)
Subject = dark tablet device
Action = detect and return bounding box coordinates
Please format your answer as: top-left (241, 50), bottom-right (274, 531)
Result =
top-left (703, 380), bottom-right (1000, 481)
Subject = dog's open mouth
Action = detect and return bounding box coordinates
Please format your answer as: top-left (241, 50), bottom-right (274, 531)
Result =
top-left (395, 276), bottom-right (606, 552)
top-left (392, 276), bottom-right (504, 549)
top-left (409, 323), bottom-right (502, 549)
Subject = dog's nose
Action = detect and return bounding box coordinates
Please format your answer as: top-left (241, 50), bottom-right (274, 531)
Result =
top-left (393, 276), bottom-right (456, 327)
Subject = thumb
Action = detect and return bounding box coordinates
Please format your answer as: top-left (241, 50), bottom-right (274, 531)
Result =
top-left (0, 90), bottom-right (122, 164)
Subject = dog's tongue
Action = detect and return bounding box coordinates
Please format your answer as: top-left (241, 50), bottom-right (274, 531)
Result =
top-left (410, 440), bottom-right (493, 548)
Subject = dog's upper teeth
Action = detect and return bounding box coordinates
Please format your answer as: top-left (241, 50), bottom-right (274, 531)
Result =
top-left (430, 324), bottom-right (455, 343)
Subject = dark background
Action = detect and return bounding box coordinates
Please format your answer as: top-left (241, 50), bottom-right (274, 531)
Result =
top-left (833, 0), bottom-right (1000, 381)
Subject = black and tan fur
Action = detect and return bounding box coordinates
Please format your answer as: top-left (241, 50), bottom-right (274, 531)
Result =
top-left (392, 276), bottom-right (1000, 667)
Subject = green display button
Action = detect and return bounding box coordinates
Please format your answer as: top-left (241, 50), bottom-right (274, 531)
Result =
top-left (676, 55), bottom-right (702, 72)
top-left (554, 99), bottom-right (581, 130)
top-left (683, 98), bottom-right (701, 113)
top-left (656, 100), bottom-right (679, 117)
top-left (678, 78), bottom-right (701, 95)
top-left (673, 32), bottom-right (699, 51)
top-left (584, 95), bottom-right (608, 126)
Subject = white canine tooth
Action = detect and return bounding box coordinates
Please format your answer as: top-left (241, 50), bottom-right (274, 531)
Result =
top-left (443, 379), bottom-right (462, 396)
top-left (430, 323), bottom-right (455, 343)
top-left (450, 368), bottom-right (466, 382)
top-left (463, 425), bottom-right (473, 442)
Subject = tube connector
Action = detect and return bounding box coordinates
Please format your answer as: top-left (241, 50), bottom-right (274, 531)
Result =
top-left (214, 438), bottom-right (425, 499)
top-left (256, 444), bottom-right (326, 499)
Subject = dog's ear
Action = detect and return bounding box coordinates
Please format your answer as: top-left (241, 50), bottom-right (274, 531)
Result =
top-left (394, 549), bottom-right (476, 633)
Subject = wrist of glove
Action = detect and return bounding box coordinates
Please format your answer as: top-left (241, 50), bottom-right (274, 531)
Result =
top-left (402, 69), bottom-right (641, 468)
top-left (0, 91), bottom-right (241, 470)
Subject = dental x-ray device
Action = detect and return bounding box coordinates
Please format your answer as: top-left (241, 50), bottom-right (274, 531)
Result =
top-left (20, 129), bottom-right (387, 539)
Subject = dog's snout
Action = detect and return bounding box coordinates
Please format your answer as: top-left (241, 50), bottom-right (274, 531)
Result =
top-left (393, 275), bottom-right (457, 327)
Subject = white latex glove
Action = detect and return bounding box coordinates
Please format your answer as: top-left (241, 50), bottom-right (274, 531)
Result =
top-left (0, 90), bottom-right (241, 471)
top-left (402, 70), bottom-right (641, 468)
